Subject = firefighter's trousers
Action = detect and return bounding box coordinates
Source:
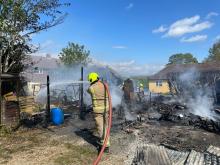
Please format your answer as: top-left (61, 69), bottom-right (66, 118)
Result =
top-left (94, 113), bottom-right (110, 147)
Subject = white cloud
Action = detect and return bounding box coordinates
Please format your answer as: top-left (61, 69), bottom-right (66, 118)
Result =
top-left (164, 15), bottom-right (213, 37)
top-left (112, 45), bottom-right (127, 49)
top-left (111, 62), bottom-right (164, 76)
top-left (215, 35), bottom-right (220, 41)
top-left (206, 12), bottom-right (219, 19)
top-left (180, 35), bottom-right (207, 43)
top-left (91, 59), bottom-right (164, 76)
top-left (125, 3), bottom-right (134, 10)
top-left (152, 25), bottom-right (167, 33)
top-left (40, 40), bottom-right (55, 49)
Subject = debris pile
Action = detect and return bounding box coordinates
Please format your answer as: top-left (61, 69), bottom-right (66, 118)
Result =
top-left (121, 100), bottom-right (220, 134)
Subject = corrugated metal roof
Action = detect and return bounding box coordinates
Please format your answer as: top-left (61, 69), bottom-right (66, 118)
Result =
top-left (21, 72), bottom-right (47, 84)
top-left (133, 144), bottom-right (220, 165)
top-left (166, 149), bottom-right (189, 164)
top-left (185, 150), bottom-right (204, 165)
top-left (0, 73), bottom-right (19, 80)
top-left (207, 145), bottom-right (220, 157)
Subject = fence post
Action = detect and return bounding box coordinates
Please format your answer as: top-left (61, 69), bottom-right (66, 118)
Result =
top-left (80, 67), bottom-right (85, 120)
top-left (47, 75), bottom-right (50, 122)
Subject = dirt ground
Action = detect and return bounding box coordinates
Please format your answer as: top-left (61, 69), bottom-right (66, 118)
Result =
top-left (0, 113), bottom-right (136, 165)
top-left (1, 112), bottom-right (220, 165)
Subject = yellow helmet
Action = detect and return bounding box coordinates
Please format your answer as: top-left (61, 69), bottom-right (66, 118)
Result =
top-left (88, 72), bottom-right (99, 83)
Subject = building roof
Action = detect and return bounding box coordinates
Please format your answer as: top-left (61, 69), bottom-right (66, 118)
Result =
top-left (1, 73), bottom-right (19, 80)
top-left (149, 62), bottom-right (220, 80)
top-left (21, 72), bottom-right (47, 84)
top-left (22, 55), bottom-right (61, 84)
top-left (31, 55), bottom-right (61, 69)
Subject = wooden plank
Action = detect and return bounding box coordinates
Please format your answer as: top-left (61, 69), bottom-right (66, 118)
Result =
top-left (18, 96), bottom-right (39, 114)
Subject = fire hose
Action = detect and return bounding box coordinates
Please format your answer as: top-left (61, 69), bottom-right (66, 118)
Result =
top-left (93, 82), bottom-right (112, 165)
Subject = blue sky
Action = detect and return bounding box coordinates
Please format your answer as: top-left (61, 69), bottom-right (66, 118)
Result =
top-left (32, 0), bottom-right (220, 75)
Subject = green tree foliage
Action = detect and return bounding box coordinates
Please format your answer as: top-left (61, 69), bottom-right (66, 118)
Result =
top-left (167, 53), bottom-right (198, 65)
top-left (132, 76), bottom-right (149, 89)
top-left (0, 0), bottom-right (69, 73)
top-left (204, 40), bottom-right (220, 63)
top-left (59, 42), bottom-right (90, 67)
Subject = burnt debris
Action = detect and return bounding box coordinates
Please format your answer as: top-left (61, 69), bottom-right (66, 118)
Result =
top-left (120, 98), bottom-right (220, 134)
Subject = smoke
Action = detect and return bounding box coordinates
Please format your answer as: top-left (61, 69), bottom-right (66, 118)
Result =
top-left (110, 85), bottom-right (123, 107)
top-left (177, 68), bottom-right (216, 120)
top-left (188, 94), bottom-right (215, 120)
top-left (35, 65), bottom-right (123, 108)
top-left (91, 59), bottom-right (164, 77)
top-left (124, 108), bottom-right (136, 121)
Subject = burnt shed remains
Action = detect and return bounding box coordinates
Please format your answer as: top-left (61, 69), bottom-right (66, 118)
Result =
top-left (0, 74), bottom-right (20, 127)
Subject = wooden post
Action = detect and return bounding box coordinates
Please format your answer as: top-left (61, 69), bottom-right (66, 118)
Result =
top-left (0, 31), bottom-right (2, 125)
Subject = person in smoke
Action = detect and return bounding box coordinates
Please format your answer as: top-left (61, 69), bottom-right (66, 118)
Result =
top-left (122, 78), bottom-right (134, 104)
top-left (87, 72), bottom-right (111, 153)
top-left (137, 83), bottom-right (145, 102)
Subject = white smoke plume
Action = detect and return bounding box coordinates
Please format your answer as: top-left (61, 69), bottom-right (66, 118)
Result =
top-left (35, 65), bottom-right (124, 108)
top-left (178, 68), bottom-right (216, 120)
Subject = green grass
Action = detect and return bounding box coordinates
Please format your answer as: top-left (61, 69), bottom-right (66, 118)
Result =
top-left (0, 132), bottom-right (46, 163)
top-left (0, 146), bottom-right (12, 160)
top-left (54, 143), bottom-right (96, 165)
top-left (0, 126), bottom-right (12, 137)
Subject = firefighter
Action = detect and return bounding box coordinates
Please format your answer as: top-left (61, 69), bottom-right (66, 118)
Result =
top-left (87, 72), bottom-right (110, 153)
top-left (137, 83), bottom-right (145, 102)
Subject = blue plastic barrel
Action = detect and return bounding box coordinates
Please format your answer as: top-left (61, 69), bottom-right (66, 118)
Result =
top-left (50, 107), bottom-right (64, 125)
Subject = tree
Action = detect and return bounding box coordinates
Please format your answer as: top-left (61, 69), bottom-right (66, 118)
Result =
top-left (167, 53), bottom-right (198, 65)
top-left (0, 0), bottom-right (69, 73)
top-left (132, 76), bottom-right (149, 88)
top-left (204, 40), bottom-right (220, 63)
top-left (59, 42), bottom-right (91, 67)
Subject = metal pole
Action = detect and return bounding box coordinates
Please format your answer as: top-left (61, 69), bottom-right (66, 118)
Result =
top-left (47, 75), bottom-right (50, 122)
top-left (81, 67), bottom-right (83, 109)
top-left (80, 67), bottom-right (84, 120)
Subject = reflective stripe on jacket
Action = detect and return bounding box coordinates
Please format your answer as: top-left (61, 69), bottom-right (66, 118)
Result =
top-left (88, 81), bottom-right (109, 113)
